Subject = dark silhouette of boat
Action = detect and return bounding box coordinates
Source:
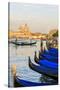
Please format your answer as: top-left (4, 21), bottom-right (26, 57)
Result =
top-left (29, 57), bottom-right (58, 80)
top-left (10, 39), bottom-right (37, 46)
top-left (11, 41), bottom-right (36, 46)
top-left (14, 76), bottom-right (57, 87)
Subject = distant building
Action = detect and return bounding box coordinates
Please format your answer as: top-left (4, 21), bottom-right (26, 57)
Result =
top-left (9, 24), bottom-right (47, 39)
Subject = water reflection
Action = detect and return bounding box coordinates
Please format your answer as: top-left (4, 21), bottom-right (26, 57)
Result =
top-left (9, 39), bottom-right (55, 87)
top-left (9, 40), bottom-right (42, 87)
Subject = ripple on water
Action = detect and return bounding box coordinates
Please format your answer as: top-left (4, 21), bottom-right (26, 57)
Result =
top-left (9, 40), bottom-right (44, 87)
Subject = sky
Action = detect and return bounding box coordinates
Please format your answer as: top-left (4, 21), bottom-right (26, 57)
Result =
top-left (9, 3), bottom-right (58, 34)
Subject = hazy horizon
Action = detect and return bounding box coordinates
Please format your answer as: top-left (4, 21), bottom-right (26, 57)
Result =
top-left (9, 3), bottom-right (58, 34)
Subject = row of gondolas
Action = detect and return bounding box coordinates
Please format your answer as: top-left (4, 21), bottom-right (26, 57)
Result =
top-left (14, 48), bottom-right (58, 87)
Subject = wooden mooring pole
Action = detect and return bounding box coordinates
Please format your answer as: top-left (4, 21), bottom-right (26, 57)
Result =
top-left (11, 64), bottom-right (17, 87)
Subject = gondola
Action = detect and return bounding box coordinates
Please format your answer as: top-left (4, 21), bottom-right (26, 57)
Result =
top-left (29, 57), bottom-right (58, 80)
top-left (38, 50), bottom-right (58, 63)
top-left (10, 41), bottom-right (37, 46)
top-left (43, 49), bottom-right (58, 57)
top-left (34, 58), bottom-right (58, 69)
top-left (49, 48), bottom-right (58, 52)
top-left (48, 48), bottom-right (58, 55)
top-left (34, 51), bottom-right (58, 64)
top-left (34, 50), bottom-right (58, 69)
top-left (41, 54), bottom-right (58, 62)
top-left (14, 76), bottom-right (57, 87)
top-left (41, 48), bottom-right (58, 56)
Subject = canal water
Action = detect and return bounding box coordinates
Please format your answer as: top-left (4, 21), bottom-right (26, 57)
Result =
top-left (8, 39), bottom-right (52, 87)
